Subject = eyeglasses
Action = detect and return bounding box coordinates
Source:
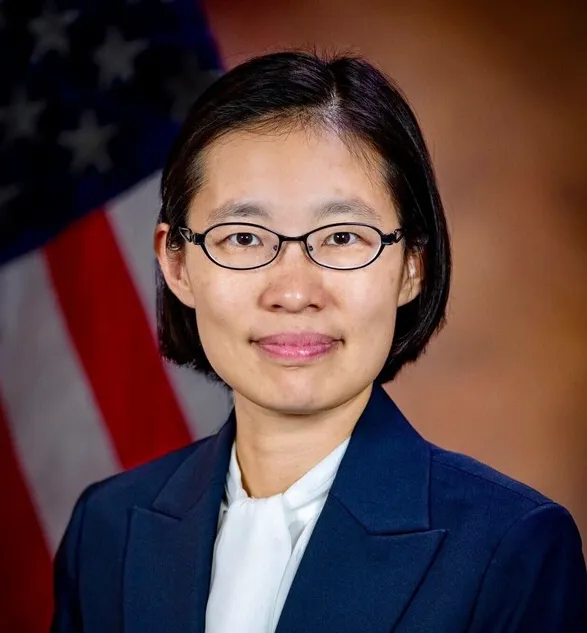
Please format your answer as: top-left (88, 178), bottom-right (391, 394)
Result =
top-left (177, 222), bottom-right (404, 271)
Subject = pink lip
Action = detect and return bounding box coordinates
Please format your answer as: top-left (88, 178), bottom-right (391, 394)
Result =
top-left (254, 332), bottom-right (340, 360)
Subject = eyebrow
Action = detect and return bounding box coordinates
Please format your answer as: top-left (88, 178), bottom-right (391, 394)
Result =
top-left (314, 199), bottom-right (384, 224)
top-left (205, 198), bottom-right (384, 225)
top-left (205, 201), bottom-right (271, 224)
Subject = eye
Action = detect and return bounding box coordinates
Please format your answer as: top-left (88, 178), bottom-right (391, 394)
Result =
top-left (324, 231), bottom-right (360, 246)
top-left (226, 232), bottom-right (262, 247)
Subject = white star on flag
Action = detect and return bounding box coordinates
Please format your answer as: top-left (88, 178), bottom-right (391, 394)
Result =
top-left (165, 56), bottom-right (221, 121)
top-left (28, 4), bottom-right (79, 62)
top-left (93, 27), bottom-right (148, 89)
top-left (59, 111), bottom-right (116, 173)
top-left (0, 183), bottom-right (20, 209)
top-left (0, 88), bottom-right (45, 143)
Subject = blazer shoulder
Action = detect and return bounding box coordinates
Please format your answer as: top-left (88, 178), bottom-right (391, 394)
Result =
top-left (430, 443), bottom-right (554, 508)
top-left (430, 444), bottom-right (558, 532)
top-left (80, 434), bottom-right (216, 513)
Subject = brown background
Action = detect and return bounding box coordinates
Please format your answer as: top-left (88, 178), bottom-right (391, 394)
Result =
top-left (203, 0), bottom-right (587, 548)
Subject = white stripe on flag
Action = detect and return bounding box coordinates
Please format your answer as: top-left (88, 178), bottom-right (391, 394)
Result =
top-left (107, 173), bottom-right (232, 439)
top-left (0, 250), bottom-right (120, 552)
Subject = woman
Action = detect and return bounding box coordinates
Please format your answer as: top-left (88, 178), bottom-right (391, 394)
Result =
top-left (52, 51), bottom-right (586, 632)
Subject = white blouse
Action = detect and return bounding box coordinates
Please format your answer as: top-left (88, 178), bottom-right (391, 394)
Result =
top-left (204, 435), bottom-right (351, 633)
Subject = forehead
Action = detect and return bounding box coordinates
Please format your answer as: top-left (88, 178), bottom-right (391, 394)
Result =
top-left (189, 126), bottom-right (395, 224)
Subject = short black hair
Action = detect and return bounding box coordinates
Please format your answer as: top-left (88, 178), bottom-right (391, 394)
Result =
top-left (157, 50), bottom-right (451, 383)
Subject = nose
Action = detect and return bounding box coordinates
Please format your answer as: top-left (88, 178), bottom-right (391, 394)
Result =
top-left (258, 240), bottom-right (327, 313)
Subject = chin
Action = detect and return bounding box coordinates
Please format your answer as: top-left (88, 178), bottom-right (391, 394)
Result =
top-left (248, 366), bottom-right (365, 416)
top-left (261, 371), bottom-right (328, 413)
top-left (220, 365), bottom-right (327, 415)
top-left (256, 394), bottom-right (329, 416)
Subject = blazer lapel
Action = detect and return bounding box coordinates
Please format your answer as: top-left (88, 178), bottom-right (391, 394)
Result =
top-left (122, 413), bottom-right (236, 633)
top-left (275, 384), bottom-right (447, 633)
top-left (121, 384), bottom-right (445, 633)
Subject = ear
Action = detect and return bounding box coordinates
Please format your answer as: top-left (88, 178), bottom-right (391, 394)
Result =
top-left (397, 252), bottom-right (422, 307)
top-left (153, 223), bottom-right (196, 308)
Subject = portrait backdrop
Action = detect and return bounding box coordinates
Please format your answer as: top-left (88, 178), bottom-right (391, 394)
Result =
top-left (1, 1), bottom-right (585, 631)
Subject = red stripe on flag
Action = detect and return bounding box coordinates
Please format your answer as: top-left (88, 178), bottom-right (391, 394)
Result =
top-left (0, 398), bottom-right (54, 633)
top-left (45, 210), bottom-right (193, 470)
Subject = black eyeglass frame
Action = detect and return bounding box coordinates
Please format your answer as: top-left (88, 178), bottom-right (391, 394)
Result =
top-left (177, 221), bottom-right (405, 271)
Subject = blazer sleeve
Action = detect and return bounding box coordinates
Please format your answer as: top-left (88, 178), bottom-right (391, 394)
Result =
top-left (468, 502), bottom-right (587, 632)
top-left (50, 484), bottom-right (97, 633)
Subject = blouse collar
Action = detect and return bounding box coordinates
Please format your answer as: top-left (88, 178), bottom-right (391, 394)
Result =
top-left (224, 435), bottom-right (351, 512)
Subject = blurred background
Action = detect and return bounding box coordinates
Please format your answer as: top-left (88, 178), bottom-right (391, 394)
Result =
top-left (1, 0), bottom-right (585, 630)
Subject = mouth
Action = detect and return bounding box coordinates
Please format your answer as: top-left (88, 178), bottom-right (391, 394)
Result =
top-left (252, 332), bottom-right (341, 362)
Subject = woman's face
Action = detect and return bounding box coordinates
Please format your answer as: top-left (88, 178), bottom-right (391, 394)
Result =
top-left (158, 126), bottom-right (420, 415)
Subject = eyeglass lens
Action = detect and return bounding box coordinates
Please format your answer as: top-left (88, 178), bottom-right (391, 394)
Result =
top-left (203, 224), bottom-right (383, 269)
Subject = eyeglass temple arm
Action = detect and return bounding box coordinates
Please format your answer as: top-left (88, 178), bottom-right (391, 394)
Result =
top-left (382, 229), bottom-right (429, 246)
top-left (382, 228), bottom-right (404, 245)
top-left (178, 227), bottom-right (205, 245)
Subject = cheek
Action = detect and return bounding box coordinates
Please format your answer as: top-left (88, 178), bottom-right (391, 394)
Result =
top-left (189, 272), bottom-right (255, 382)
top-left (191, 270), bottom-right (253, 338)
top-left (339, 266), bottom-right (401, 338)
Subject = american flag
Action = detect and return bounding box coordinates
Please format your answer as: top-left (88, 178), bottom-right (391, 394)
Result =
top-left (0, 1), bottom-right (232, 629)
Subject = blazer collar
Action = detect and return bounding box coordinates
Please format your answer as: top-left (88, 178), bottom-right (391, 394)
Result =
top-left (329, 382), bottom-right (431, 534)
top-left (149, 407), bottom-right (236, 518)
top-left (122, 383), bottom-right (444, 633)
top-left (150, 382), bottom-right (430, 533)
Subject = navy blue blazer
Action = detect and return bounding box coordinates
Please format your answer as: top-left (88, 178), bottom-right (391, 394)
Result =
top-left (52, 384), bottom-right (587, 632)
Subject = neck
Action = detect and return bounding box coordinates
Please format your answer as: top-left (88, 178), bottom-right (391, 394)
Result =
top-left (232, 385), bottom-right (372, 498)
